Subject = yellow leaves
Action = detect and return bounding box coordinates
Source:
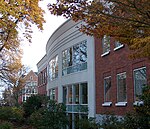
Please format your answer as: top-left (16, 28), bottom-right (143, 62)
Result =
top-left (0, 0), bottom-right (45, 83)
top-left (0, 0), bottom-right (45, 48)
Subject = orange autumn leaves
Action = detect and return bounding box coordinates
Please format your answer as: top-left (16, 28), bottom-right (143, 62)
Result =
top-left (48, 0), bottom-right (150, 59)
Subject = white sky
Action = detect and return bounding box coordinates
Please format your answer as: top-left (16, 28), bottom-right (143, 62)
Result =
top-left (21, 0), bottom-right (66, 72)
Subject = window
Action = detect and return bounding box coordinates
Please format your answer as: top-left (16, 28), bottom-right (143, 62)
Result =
top-left (30, 76), bottom-right (33, 80)
top-left (68, 86), bottom-right (73, 104)
top-left (62, 40), bottom-right (87, 76)
top-left (104, 76), bottom-right (111, 102)
top-left (102, 35), bottom-right (110, 55)
top-left (80, 83), bottom-right (88, 104)
top-left (49, 55), bottom-right (58, 80)
top-left (23, 96), bottom-right (25, 102)
top-left (63, 87), bottom-right (67, 104)
top-left (63, 82), bottom-right (88, 105)
top-left (74, 84), bottom-right (79, 104)
top-left (49, 89), bottom-right (56, 100)
top-left (117, 72), bottom-right (127, 102)
top-left (114, 41), bottom-right (124, 51)
top-left (134, 67), bottom-right (147, 101)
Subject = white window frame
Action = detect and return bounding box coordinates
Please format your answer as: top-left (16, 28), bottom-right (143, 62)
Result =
top-left (114, 41), bottom-right (124, 51)
top-left (49, 55), bottom-right (58, 81)
top-left (63, 82), bottom-right (88, 113)
top-left (49, 88), bottom-right (56, 100)
top-left (102, 76), bottom-right (112, 107)
top-left (101, 35), bottom-right (110, 57)
top-left (115, 72), bottom-right (127, 106)
top-left (62, 40), bottom-right (87, 76)
top-left (133, 67), bottom-right (146, 105)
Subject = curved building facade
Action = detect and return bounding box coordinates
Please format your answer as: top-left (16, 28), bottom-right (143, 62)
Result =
top-left (37, 19), bottom-right (96, 128)
top-left (37, 19), bottom-right (150, 128)
top-left (46, 19), bottom-right (95, 116)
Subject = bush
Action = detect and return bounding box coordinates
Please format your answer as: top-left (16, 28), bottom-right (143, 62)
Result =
top-left (100, 114), bottom-right (124, 129)
top-left (0, 107), bottom-right (12, 121)
top-left (77, 117), bottom-right (99, 129)
top-left (0, 121), bottom-right (13, 129)
top-left (0, 107), bottom-right (24, 122)
top-left (23, 95), bottom-right (48, 118)
top-left (29, 100), bottom-right (69, 129)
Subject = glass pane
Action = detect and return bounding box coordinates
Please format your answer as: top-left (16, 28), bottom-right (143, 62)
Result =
top-left (104, 77), bottom-right (111, 102)
top-left (80, 62), bottom-right (87, 71)
top-left (134, 67), bottom-right (147, 100)
top-left (55, 55), bottom-right (58, 73)
top-left (49, 55), bottom-right (58, 80)
top-left (74, 84), bottom-right (79, 104)
top-left (80, 41), bottom-right (87, 63)
top-left (81, 83), bottom-right (88, 104)
top-left (62, 41), bottom-right (87, 75)
top-left (63, 87), bottom-right (67, 104)
top-left (62, 69), bottom-right (67, 76)
top-left (115, 41), bottom-right (122, 48)
top-left (62, 49), bottom-right (68, 59)
top-left (62, 59), bottom-right (68, 69)
top-left (73, 44), bottom-right (80, 65)
top-left (68, 86), bottom-right (73, 104)
top-left (102, 35), bottom-right (110, 53)
top-left (50, 89), bottom-right (55, 100)
top-left (117, 73), bottom-right (127, 102)
top-left (68, 48), bottom-right (72, 66)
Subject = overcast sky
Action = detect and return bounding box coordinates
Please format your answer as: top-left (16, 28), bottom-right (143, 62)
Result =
top-left (21, 0), bottom-right (66, 72)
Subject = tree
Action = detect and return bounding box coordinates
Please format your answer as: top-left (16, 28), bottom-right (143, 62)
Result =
top-left (48, 0), bottom-right (150, 58)
top-left (7, 65), bottom-right (28, 106)
top-left (0, 0), bottom-right (45, 82)
top-left (23, 95), bottom-right (48, 117)
top-left (29, 100), bottom-right (69, 129)
top-left (2, 87), bottom-right (13, 106)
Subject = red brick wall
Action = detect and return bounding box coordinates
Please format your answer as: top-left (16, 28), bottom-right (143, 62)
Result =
top-left (25, 70), bottom-right (38, 82)
top-left (95, 37), bottom-right (150, 116)
top-left (38, 68), bottom-right (47, 95)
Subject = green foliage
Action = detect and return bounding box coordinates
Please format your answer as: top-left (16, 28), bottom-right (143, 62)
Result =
top-left (100, 86), bottom-right (150, 129)
top-left (0, 107), bottom-right (24, 122)
top-left (23, 95), bottom-right (48, 117)
top-left (135, 85), bottom-right (150, 116)
top-left (124, 85), bottom-right (150, 129)
top-left (100, 114), bottom-right (124, 129)
top-left (0, 121), bottom-right (13, 129)
top-left (123, 112), bottom-right (141, 129)
top-left (29, 100), bottom-right (69, 129)
top-left (0, 107), bottom-right (12, 121)
top-left (77, 117), bottom-right (99, 129)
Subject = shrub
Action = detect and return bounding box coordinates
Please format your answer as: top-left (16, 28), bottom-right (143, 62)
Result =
top-left (0, 121), bottom-right (13, 129)
top-left (0, 107), bottom-right (12, 121)
top-left (77, 117), bottom-right (99, 129)
top-left (29, 100), bottom-right (69, 129)
top-left (100, 114), bottom-right (124, 129)
top-left (23, 95), bottom-right (48, 118)
top-left (0, 107), bottom-right (24, 122)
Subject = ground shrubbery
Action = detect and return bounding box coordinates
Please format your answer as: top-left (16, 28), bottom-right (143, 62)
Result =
top-left (29, 100), bottom-right (68, 129)
top-left (0, 106), bottom-right (24, 122)
top-left (0, 121), bottom-right (13, 129)
top-left (0, 95), bottom-right (68, 129)
top-left (0, 86), bottom-right (149, 129)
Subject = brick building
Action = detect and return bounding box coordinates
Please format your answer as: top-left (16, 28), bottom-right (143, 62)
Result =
top-left (95, 37), bottom-right (150, 119)
top-left (37, 19), bottom-right (150, 128)
top-left (19, 70), bottom-right (38, 103)
top-left (37, 55), bottom-right (47, 95)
